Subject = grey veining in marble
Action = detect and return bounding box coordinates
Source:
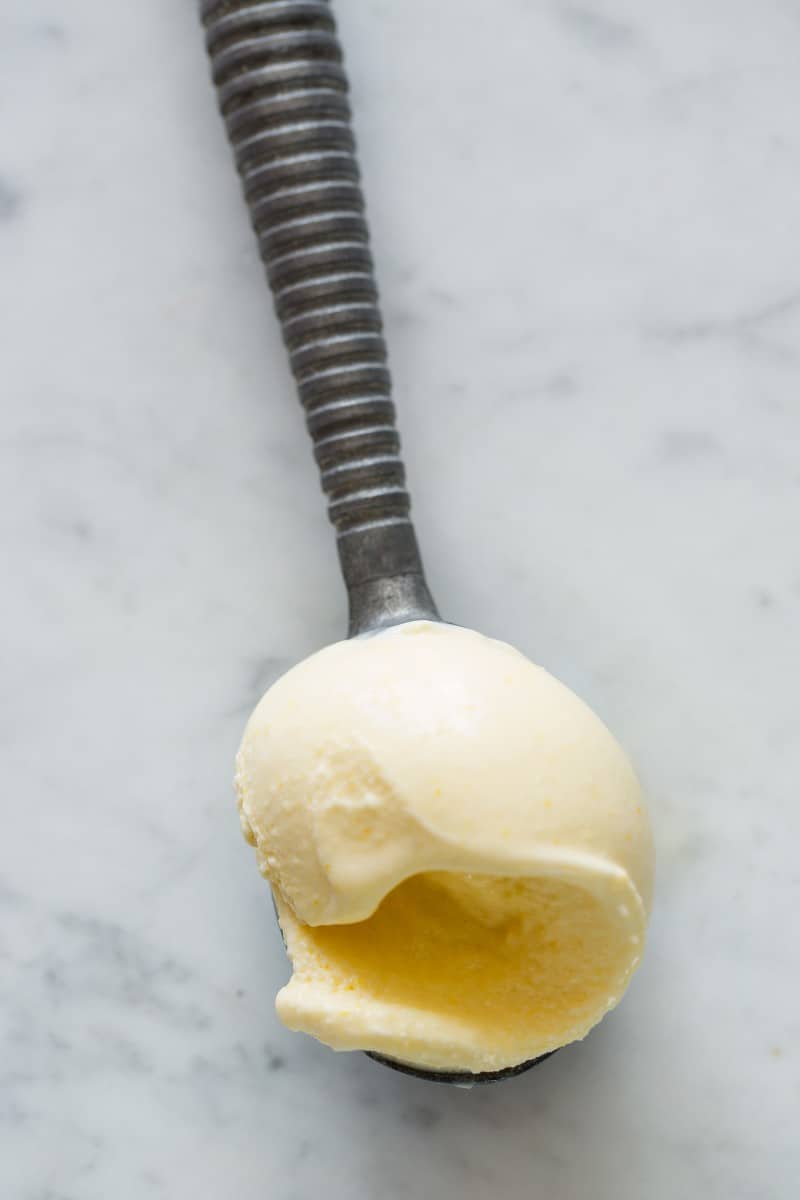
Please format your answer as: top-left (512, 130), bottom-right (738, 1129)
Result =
top-left (2, 0), bottom-right (798, 1196)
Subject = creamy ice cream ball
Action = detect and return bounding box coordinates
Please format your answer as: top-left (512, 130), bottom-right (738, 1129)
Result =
top-left (236, 620), bottom-right (654, 1074)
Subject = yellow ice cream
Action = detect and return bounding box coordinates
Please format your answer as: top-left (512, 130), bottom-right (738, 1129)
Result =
top-left (236, 620), bottom-right (654, 1073)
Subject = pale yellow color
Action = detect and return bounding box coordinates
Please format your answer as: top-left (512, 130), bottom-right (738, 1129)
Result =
top-left (236, 620), bottom-right (654, 1073)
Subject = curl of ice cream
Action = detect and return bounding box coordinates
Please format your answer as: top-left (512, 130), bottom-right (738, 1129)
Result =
top-left (236, 621), bottom-right (654, 1074)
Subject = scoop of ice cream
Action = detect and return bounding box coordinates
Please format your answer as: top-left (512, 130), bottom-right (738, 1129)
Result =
top-left (236, 620), bottom-right (654, 1073)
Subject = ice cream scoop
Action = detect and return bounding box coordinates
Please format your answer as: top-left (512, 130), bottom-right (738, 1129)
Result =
top-left (202, 0), bottom-right (654, 1083)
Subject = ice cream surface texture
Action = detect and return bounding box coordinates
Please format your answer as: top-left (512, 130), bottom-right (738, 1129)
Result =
top-left (236, 620), bottom-right (654, 1073)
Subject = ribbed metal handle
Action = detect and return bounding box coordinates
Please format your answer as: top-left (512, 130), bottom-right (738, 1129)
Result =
top-left (202, 0), bottom-right (437, 634)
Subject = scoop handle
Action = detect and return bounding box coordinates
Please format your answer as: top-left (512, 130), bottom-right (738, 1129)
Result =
top-left (201, 0), bottom-right (438, 635)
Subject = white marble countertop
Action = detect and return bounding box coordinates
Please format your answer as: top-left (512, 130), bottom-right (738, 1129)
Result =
top-left (3, 1), bottom-right (798, 1196)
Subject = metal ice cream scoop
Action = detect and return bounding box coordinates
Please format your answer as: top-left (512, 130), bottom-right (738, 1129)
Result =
top-left (201, 0), bottom-right (552, 1084)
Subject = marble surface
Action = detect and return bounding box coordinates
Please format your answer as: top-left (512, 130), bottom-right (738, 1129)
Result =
top-left (2, 0), bottom-right (799, 1195)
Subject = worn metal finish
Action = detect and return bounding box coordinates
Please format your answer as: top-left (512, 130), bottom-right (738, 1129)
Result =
top-left (201, 0), bottom-right (436, 636)
top-left (203, 0), bottom-right (542, 1084)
